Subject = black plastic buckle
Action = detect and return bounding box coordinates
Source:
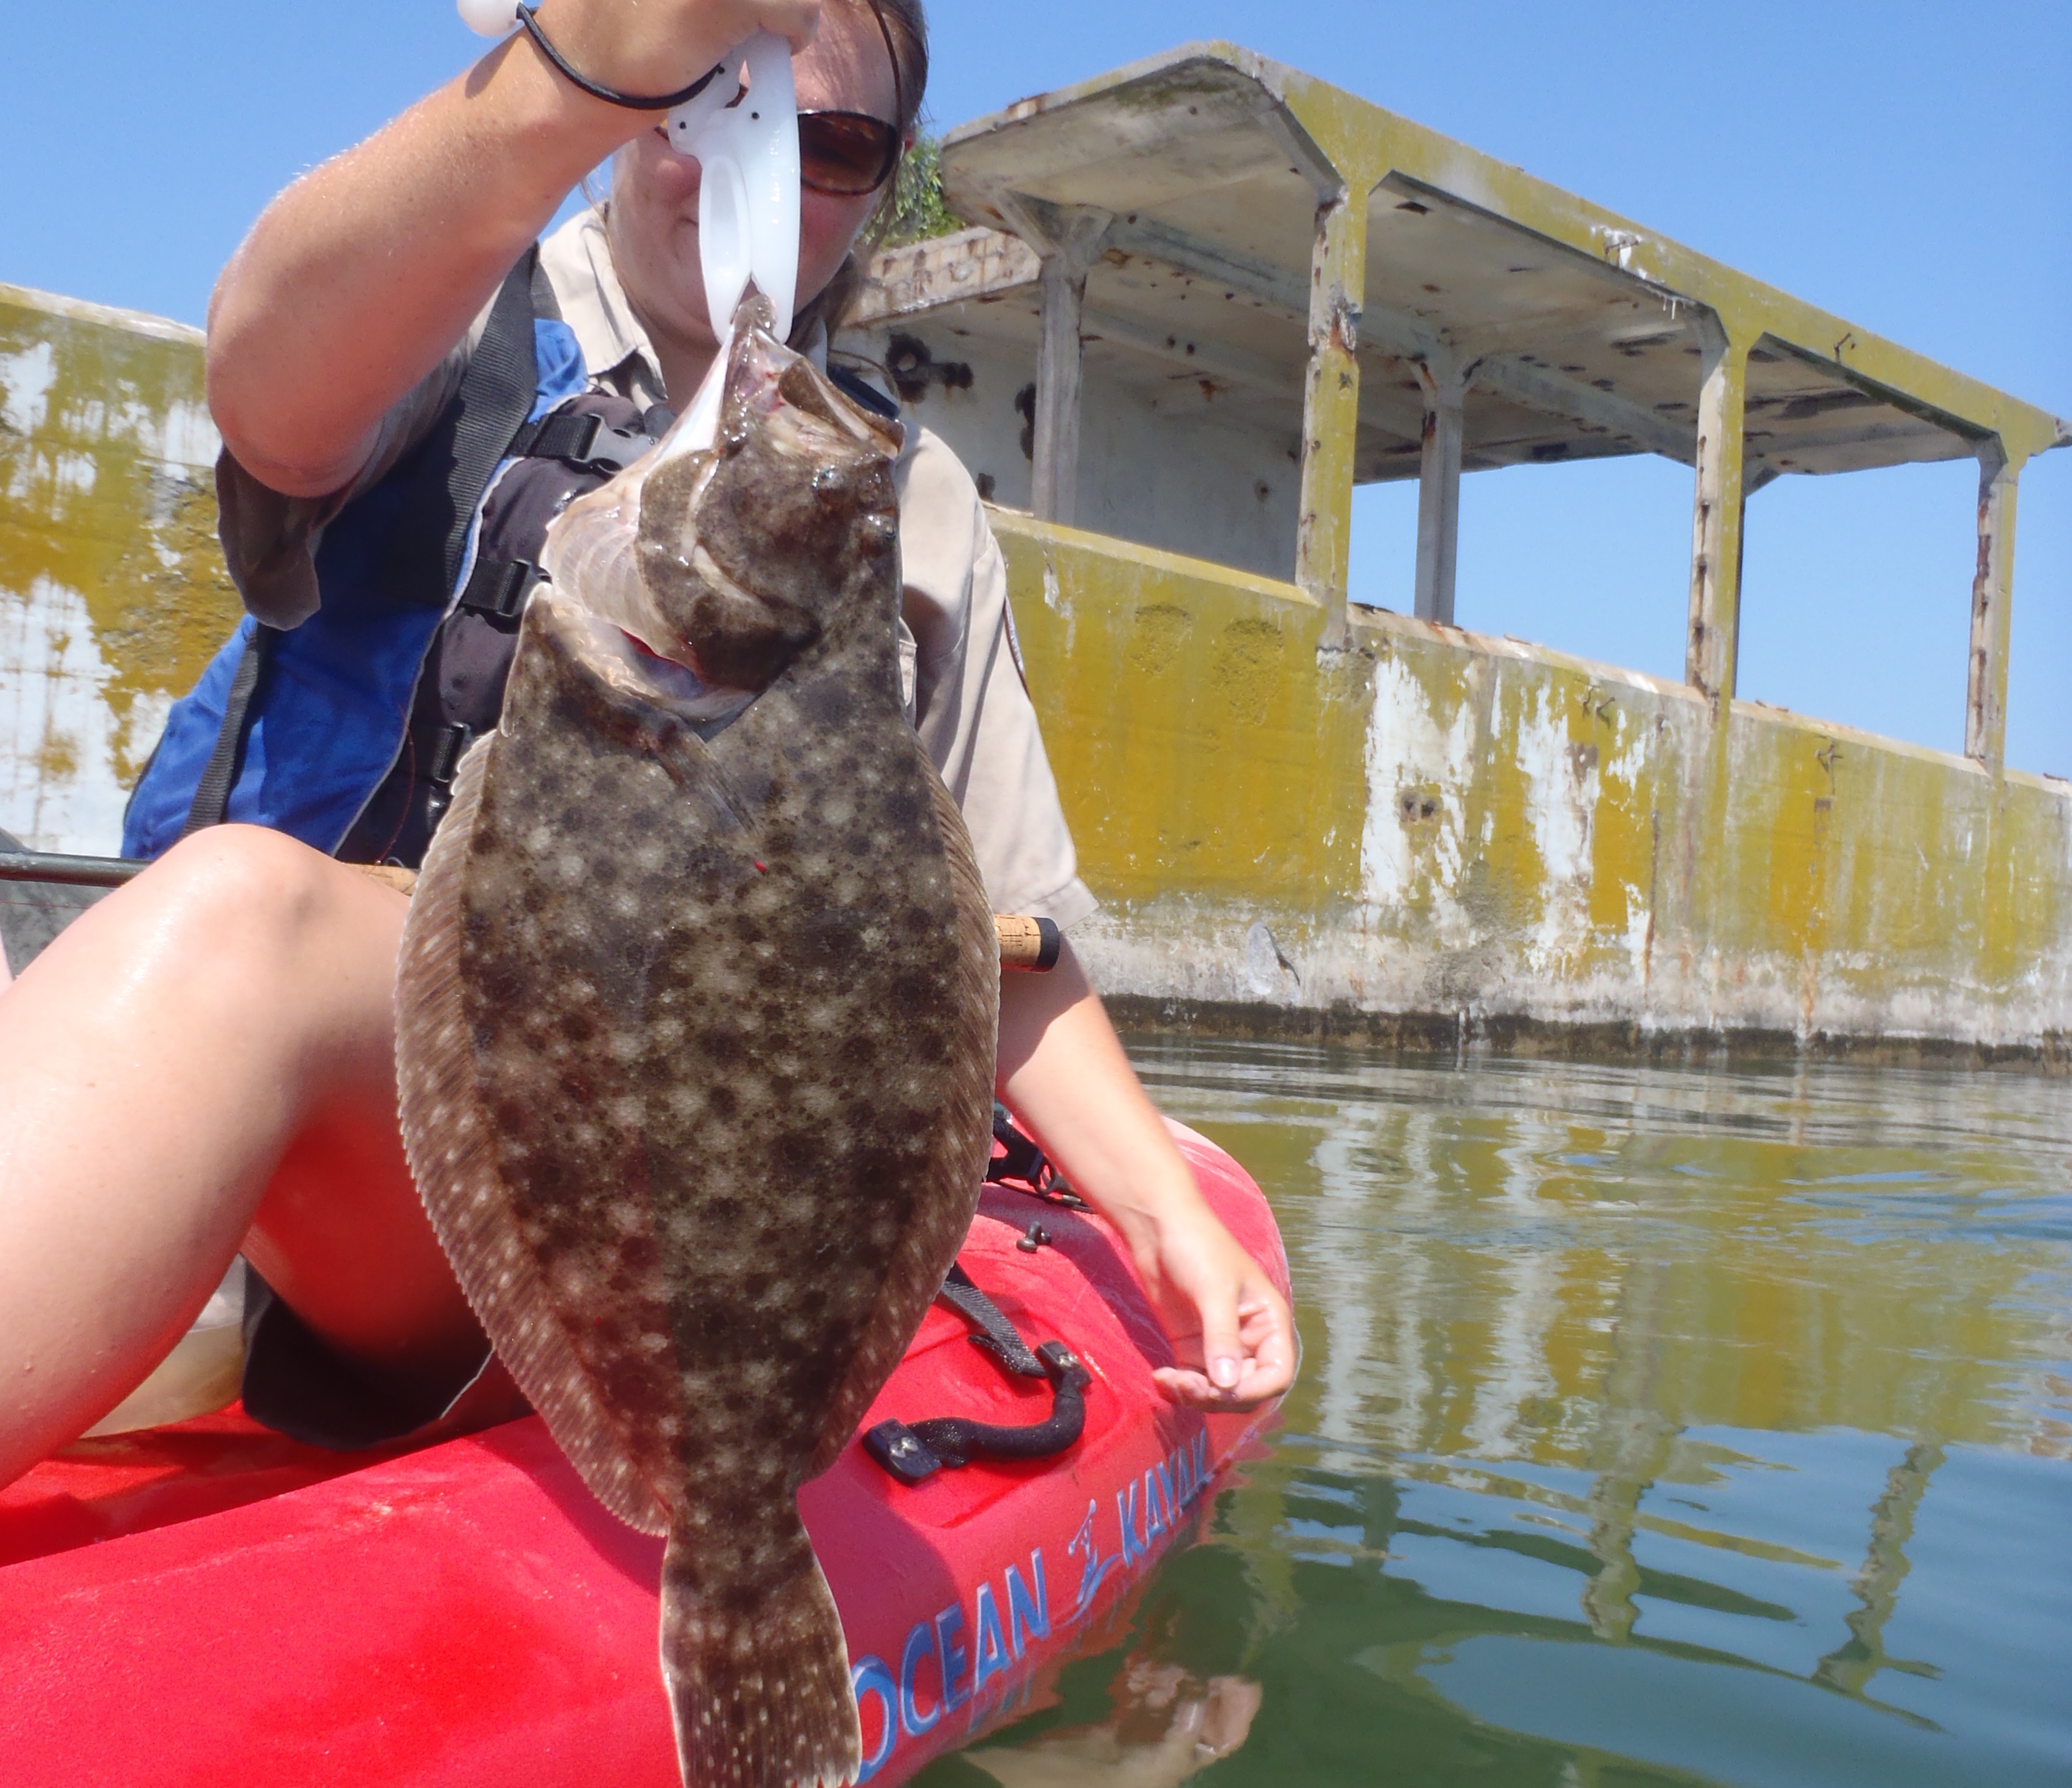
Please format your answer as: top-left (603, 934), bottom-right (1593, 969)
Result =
top-left (559, 412), bottom-right (652, 473)
top-left (864, 1422), bottom-right (942, 1485)
top-left (426, 723), bottom-right (472, 789)
top-left (458, 557), bottom-right (541, 621)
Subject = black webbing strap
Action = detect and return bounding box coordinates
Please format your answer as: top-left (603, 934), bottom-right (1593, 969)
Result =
top-left (426, 722), bottom-right (472, 788)
top-left (440, 251), bottom-right (545, 601)
top-left (180, 624), bottom-right (278, 837)
top-left (507, 409), bottom-right (656, 473)
top-left (829, 364), bottom-right (900, 422)
top-left (378, 250), bottom-right (545, 610)
top-left (983, 1104), bottom-right (1090, 1210)
top-left (456, 555), bottom-right (541, 621)
top-left (937, 1263), bottom-right (1047, 1379)
top-left (528, 253), bottom-right (562, 322)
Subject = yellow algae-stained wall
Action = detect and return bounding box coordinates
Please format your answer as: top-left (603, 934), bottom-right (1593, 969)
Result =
top-left (0, 284), bottom-right (238, 853)
top-left (1000, 515), bottom-right (2072, 1054)
top-left (5, 285), bottom-right (2069, 1056)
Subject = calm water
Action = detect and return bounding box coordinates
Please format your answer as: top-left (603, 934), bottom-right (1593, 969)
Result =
top-left (922, 1044), bottom-right (2072, 1788)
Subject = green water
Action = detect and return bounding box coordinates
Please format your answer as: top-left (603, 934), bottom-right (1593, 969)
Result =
top-left (926, 1044), bottom-right (2072, 1788)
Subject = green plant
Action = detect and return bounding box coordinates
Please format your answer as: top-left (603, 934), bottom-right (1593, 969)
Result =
top-left (881, 136), bottom-right (961, 247)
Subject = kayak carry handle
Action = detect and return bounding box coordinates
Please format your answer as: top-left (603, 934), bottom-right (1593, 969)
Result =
top-left (0, 853), bottom-right (1060, 971)
top-left (862, 1341), bottom-right (1093, 1486)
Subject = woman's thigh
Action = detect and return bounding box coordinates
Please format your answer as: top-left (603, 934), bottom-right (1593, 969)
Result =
top-left (1, 826), bottom-right (479, 1432)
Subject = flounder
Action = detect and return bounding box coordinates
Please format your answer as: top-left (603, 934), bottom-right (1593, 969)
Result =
top-left (395, 295), bottom-right (999, 1788)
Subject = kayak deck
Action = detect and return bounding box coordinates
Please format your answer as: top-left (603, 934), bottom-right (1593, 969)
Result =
top-left (0, 1131), bottom-right (1287, 1786)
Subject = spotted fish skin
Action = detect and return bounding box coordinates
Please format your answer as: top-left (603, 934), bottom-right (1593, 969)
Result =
top-left (396, 299), bottom-right (999, 1788)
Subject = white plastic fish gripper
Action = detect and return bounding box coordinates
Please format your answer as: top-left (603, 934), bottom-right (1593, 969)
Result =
top-left (458, 2), bottom-right (802, 453)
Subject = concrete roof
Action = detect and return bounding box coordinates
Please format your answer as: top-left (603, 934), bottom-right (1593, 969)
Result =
top-left (909, 42), bottom-right (2068, 485)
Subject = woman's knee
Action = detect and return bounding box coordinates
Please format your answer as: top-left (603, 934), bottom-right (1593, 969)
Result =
top-left (143, 826), bottom-right (348, 956)
top-left (119, 828), bottom-right (406, 1018)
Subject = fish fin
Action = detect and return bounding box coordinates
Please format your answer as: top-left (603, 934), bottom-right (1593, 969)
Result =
top-left (662, 1509), bottom-right (860, 1788)
top-left (804, 764), bottom-right (1000, 1480)
top-left (919, 762), bottom-right (1005, 1089)
top-left (396, 730), bottom-right (669, 1537)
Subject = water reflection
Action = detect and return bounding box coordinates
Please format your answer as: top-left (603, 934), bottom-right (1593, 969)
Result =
top-left (921, 1048), bottom-right (2072, 1787)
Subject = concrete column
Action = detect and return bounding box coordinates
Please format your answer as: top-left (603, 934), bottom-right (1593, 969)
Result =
top-left (1582, 1259), bottom-right (1679, 1645)
top-left (1813, 1440), bottom-right (1944, 1696)
top-left (1297, 190), bottom-right (1368, 645)
top-left (1966, 440), bottom-right (2021, 772)
top-left (1723, 465), bottom-right (1781, 699)
top-left (1413, 356), bottom-right (1468, 625)
top-left (1685, 317), bottom-right (1750, 702)
top-left (996, 195), bottom-right (1111, 529)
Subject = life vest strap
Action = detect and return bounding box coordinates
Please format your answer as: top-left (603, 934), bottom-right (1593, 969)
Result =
top-left (457, 555), bottom-right (542, 622)
top-left (180, 624), bottom-right (278, 838)
top-left (508, 408), bottom-right (657, 474)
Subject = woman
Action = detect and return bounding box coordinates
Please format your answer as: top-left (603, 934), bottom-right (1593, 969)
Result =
top-left (0, 0), bottom-right (1294, 1489)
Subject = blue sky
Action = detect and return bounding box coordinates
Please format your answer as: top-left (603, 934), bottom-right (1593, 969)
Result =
top-left (6, 3), bottom-right (2067, 769)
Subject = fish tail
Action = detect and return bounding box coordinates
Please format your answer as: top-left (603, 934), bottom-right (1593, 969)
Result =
top-left (661, 1511), bottom-right (861, 1788)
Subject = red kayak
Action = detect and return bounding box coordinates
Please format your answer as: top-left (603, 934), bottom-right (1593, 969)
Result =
top-left (0, 1121), bottom-right (1287, 1787)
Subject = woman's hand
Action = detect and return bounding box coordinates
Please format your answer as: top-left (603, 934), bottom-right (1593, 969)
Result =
top-left (996, 944), bottom-right (1297, 1413)
top-left (208, 0), bottom-right (823, 498)
top-left (1125, 1180), bottom-right (1295, 1411)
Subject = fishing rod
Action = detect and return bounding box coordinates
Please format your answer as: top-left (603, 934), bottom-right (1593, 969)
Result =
top-left (0, 852), bottom-right (1062, 971)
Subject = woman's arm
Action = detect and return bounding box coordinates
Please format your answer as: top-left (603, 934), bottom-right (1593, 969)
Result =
top-left (206, 0), bottom-right (818, 497)
top-left (996, 943), bottom-right (1297, 1411)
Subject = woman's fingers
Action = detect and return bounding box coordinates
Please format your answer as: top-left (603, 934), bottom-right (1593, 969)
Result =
top-left (752, 0), bottom-right (822, 52)
top-left (548, 0), bottom-right (822, 98)
top-left (1196, 1264), bottom-right (1246, 1393)
top-left (1235, 1282), bottom-right (1298, 1400)
top-left (1148, 1228), bottom-right (1298, 1412)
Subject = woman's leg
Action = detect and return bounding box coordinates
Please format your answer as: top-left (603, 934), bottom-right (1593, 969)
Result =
top-left (0, 825), bottom-right (480, 1486)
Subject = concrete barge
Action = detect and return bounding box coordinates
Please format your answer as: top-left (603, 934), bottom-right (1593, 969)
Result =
top-left (835, 44), bottom-right (2071, 1062)
top-left (3, 43), bottom-right (2067, 1058)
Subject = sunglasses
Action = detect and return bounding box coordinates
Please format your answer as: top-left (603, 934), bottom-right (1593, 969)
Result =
top-left (652, 108), bottom-right (902, 197)
top-left (802, 0), bottom-right (907, 198)
top-left (657, 1), bottom-right (906, 198)
top-left (798, 110), bottom-right (904, 197)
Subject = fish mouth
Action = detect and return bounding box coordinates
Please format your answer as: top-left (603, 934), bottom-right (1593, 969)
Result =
top-left (539, 589), bottom-right (757, 730)
top-left (536, 295), bottom-right (900, 699)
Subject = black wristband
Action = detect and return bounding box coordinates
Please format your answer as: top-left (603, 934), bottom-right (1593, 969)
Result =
top-left (515, 4), bottom-right (725, 111)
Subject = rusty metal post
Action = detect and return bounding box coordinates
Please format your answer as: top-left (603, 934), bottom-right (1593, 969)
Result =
top-left (1965, 440), bottom-right (2021, 772)
top-left (1685, 316), bottom-right (1749, 702)
top-left (996, 196), bottom-right (1113, 528)
top-left (1297, 190), bottom-right (1368, 647)
top-left (1413, 356), bottom-right (1468, 625)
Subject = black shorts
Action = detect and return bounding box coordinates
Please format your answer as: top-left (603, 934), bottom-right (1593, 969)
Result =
top-left (240, 1270), bottom-right (528, 1451)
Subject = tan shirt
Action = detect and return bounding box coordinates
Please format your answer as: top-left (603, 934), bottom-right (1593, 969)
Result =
top-left (217, 212), bottom-right (1094, 929)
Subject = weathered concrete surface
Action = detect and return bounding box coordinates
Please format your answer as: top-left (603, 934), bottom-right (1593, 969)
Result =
top-left (0, 284), bottom-right (237, 853)
top-left (3, 279), bottom-right (2066, 1059)
top-left (1000, 514), bottom-right (2072, 1057)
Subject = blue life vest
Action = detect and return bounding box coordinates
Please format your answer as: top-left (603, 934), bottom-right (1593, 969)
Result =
top-left (123, 253), bottom-right (902, 868)
top-left (122, 257), bottom-right (589, 862)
